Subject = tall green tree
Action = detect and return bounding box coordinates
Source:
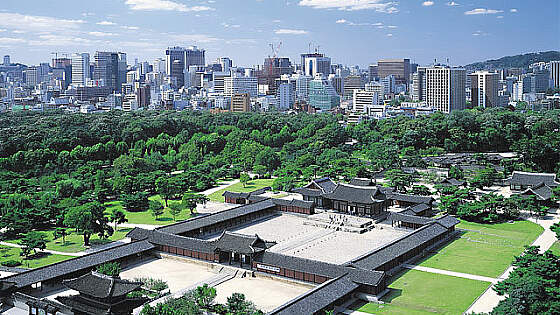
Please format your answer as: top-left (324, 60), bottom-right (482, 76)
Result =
top-left (64, 202), bottom-right (113, 246)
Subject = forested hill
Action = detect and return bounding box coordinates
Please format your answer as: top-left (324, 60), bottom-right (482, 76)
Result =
top-left (465, 51), bottom-right (560, 71)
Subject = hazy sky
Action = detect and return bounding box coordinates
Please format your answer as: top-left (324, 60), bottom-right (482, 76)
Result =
top-left (0, 0), bottom-right (559, 67)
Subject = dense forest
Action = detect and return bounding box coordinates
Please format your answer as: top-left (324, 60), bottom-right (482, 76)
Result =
top-left (0, 108), bottom-right (559, 240)
top-left (465, 50), bottom-right (560, 70)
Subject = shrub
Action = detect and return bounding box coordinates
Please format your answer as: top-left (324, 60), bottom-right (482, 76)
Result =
top-left (2, 260), bottom-right (22, 267)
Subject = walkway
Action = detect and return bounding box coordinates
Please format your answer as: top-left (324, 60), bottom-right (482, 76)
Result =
top-left (402, 264), bottom-right (497, 283)
top-left (0, 241), bottom-right (83, 257)
top-left (200, 179), bottom-right (240, 196)
top-left (466, 211), bottom-right (559, 314)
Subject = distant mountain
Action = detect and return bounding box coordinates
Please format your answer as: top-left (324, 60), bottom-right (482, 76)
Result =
top-left (464, 51), bottom-right (560, 71)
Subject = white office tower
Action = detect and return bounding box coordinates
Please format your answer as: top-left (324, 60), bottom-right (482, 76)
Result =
top-left (353, 90), bottom-right (383, 117)
top-left (303, 55), bottom-right (332, 77)
top-left (550, 61), bottom-right (560, 89)
top-left (219, 57), bottom-right (233, 73)
top-left (224, 74), bottom-right (258, 97)
top-left (277, 83), bottom-right (295, 110)
top-left (153, 58), bottom-right (166, 74)
top-left (469, 71), bottom-right (499, 108)
top-left (381, 75), bottom-right (396, 94)
top-left (412, 67), bottom-right (427, 102)
top-left (293, 74), bottom-right (312, 101)
top-left (71, 53), bottom-right (90, 86)
top-left (365, 82), bottom-right (385, 105)
top-left (425, 66), bottom-right (466, 113)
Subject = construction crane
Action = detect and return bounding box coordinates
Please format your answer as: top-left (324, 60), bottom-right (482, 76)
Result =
top-left (51, 52), bottom-right (69, 66)
top-left (269, 41), bottom-right (282, 59)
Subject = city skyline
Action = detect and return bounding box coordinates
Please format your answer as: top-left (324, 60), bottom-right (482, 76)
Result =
top-left (0, 0), bottom-right (558, 67)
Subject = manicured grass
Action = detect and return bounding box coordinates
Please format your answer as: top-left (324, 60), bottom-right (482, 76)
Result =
top-left (207, 179), bottom-right (275, 202)
top-left (549, 241), bottom-right (560, 256)
top-left (355, 269), bottom-right (490, 315)
top-left (418, 220), bottom-right (544, 278)
top-left (105, 194), bottom-right (194, 226)
top-left (0, 245), bottom-right (73, 269)
top-left (5, 227), bottom-right (133, 253)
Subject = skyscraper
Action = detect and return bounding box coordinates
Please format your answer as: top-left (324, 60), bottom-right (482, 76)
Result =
top-left (368, 64), bottom-right (378, 82)
top-left (94, 52), bottom-right (119, 92)
top-left (118, 53), bottom-right (127, 91)
top-left (3, 55), bottom-right (10, 66)
top-left (165, 46), bottom-right (205, 88)
top-left (426, 66), bottom-right (466, 113)
top-left (302, 53), bottom-right (331, 77)
top-left (343, 75), bottom-right (364, 100)
top-left (224, 74), bottom-right (258, 97)
top-left (411, 67), bottom-right (427, 102)
top-left (308, 75), bottom-right (340, 110)
top-left (550, 61), bottom-right (560, 89)
top-left (231, 93), bottom-right (251, 112)
top-left (71, 53), bottom-right (90, 86)
top-left (258, 57), bottom-right (293, 94)
top-left (469, 71), bottom-right (499, 108)
top-left (378, 59), bottom-right (411, 85)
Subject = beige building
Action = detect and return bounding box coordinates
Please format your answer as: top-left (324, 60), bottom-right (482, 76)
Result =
top-left (550, 61), bottom-right (560, 89)
top-left (231, 93), bottom-right (251, 112)
top-left (378, 59), bottom-right (410, 85)
top-left (426, 66), bottom-right (466, 113)
top-left (469, 71), bottom-right (499, 108)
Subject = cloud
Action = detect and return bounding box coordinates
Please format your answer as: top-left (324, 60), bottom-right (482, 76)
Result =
top-left (97, 21), bottom-right (117, 26)
top-left (446, 1), bottom-right (459, 6)
top-left (0, 13), bottom-right (84, 32)
top-left (169, 34), bottom-right (219, 43)
top-left (298, 0), bottom-right (398, 13)
top-left (510, 8), bottom-right (518, 13)
top-left (465, 8), bottom-right (503, 15)
top-left (125, 0), bottom-right (214, 12)
top-left (274, 29), bottom-right (309, 35)
top-left (0, 37), bottom-right (26, 44)
top-left (28, 34), bottom-right (95, 46)
top-left (88, 31), bottom-right (117, 37)
top-left (122, 26), bottom-right (140, 30)
top-left (422, 1), bottom-right (434, 6)
top-left (0, 29), bottom-right (6, 32)
top-left (472, 30), bottom-right (488, 36)
top-left (335, 19), bottom-right (383, 26)
top-left (386, 33), bottom-right (393, 37)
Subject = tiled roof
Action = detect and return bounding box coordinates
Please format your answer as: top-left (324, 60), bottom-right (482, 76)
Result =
top-left (271, 198), bottom-right (315, 209)
top-left (390, 212), bottom-right (435, 225)
top-left (349, 178), bottom-right (375, 186)
top-left (1, 241), bottom-right (155, 289)
top-left (269, 275), bottom-right (359, 315)
top-left (389, 193), bottom-right (434, 205)
top-left (435, 215), bottom-right (461, 229)
top-left (62, 272), bottom-right (143, 298)
top-left (519, 182), bottom-right (554, 201)
top-left (214, 231), bottom-right (269, 255)
top-left (313, 178), bottom-right (337, 193)
top-left (255, 252), bottom-right (347, 279)
top-left (439, 178), bottom-right (466, 186)
top-left (156, 199), bottom-right (276, 235)
top-left (291, 187), bottom-right (323, 197)
top-left (268, 267), bottom-right (384, 315)
top-left (323, 183), bottom-right (388, 204)
top-left (509, 171), bottom-right (559, 187)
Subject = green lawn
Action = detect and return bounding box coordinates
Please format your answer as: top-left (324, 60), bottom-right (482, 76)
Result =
top-left (418, 220), bottom-right (544, 278)
top-left (5, 227), bottom-right (133, 253)
top-left (549, 241), bottom-right (560, 256)
top-left (355, 269), bottom-right (490, 315)
top-left (105, 194), bottom-right (194, 226)
top-left (0, 245), bottom-right (73, 269)
top-left (208, 179), bottom-right (275, 202)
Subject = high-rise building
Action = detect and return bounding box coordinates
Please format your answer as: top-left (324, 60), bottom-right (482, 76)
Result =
top-left (94, 52), bottom-right (120, 92)
top-left (302, 53), bottom-right (331, 77)
top-left (258, 57), bottom-right (293, 94)
top-left (381, 75), bottom-right (396, 95)
top-left (368, 64), bottom-right (378, 82)
top-left (411, 67), bottom-right (427, 102)
top-left (293, 74), bottom-right (312, 101)
top-left (353, 90), bottom-right (380, 114)
top-left (24, 66), bottom-right (39, 87)
top-left (118, 53), bottom-right (127, 90)
top-left (365, 82), bottom-right (385, 105)
top-left (3, 55), bottom-right (10, 65)
top-left (343, 75), bottom-right (364, 100)
top-left (426, 66), bottom-right (466, 113)
top-left (153, 58), bottom-right (166, 74)
top-left (378, 59), bottom-right (411, 85)
top-left (71, 53), bottom-right (90, 86)
top-left (469, 71), bottom-right (499, 108)
top-left (218, 57), bottom-right (233, 73)
top-left (231, 93), bottom-right (251, 112)
top-left (277, 82), bottom-right (295, 110)
top-left (308, 75), bottom-right (340, 110)
top-left (224, 74), bottom-right (258, 97)
top-left (550, 61), bottom-right (560, 89)
top-left (165, 46), bottom-right (205, 88)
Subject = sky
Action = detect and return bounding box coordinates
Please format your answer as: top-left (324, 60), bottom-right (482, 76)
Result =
top-left (0, 0), bottom-right (558, 68)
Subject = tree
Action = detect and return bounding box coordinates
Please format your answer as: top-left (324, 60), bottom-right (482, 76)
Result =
top-left (490, 246), bottom-right (560, 315)
top-left (120, 192), bottom-right (149, 212)
top-left (19, 231), bottom-right (47, 259)
top-left (181, 193), bottom-right (209, 215)
top-left (96, 262), bottom-right (121, 277)
top-left (52, 228), bottom-right (68, 244)
top-left (149, 200), bottom-right (164, 220)
top-left (469, 167), bottom-right (498, 189)
top-left (448, 165), bottom-right (464, 180)
top-left (385, 169), bottom-right (414, 193)
top-left (168, 203), bottom-right (183, 221)
top-left (64, 202), bottom-right (113, 246)
top-left (226, 293), bottom-right (261, 314)
top-left (410, 185), bottom-right (432, 196)
top-left (551, 222), bottom-right (560, 239)
top-left (109, 209), bottom-right (128, 232)
top-left (191, 284), bottom-right (216, 309)
top-left (239, 173), bottom-right (251, 188)
top-left (155, 176), bottom-right (173, 207)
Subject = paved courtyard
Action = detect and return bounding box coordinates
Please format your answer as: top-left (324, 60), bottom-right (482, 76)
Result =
top-left (120, 257), bottom-right (218, 293)
top-left (214, 276), bottom-right (312, 312)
